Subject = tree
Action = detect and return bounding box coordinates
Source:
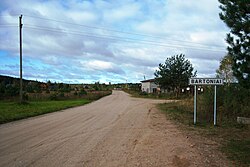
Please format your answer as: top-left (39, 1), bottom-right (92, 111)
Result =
top-left (216, 54), bottom-right (236, 84)
top-left (219, 0), bottom-right (250, 88)
top-left (93, 82), bottom-right (100, 91)
top-left (5, 84), bottom-right (19, 96)
top-left (154, 54), bottom-right (196, 96)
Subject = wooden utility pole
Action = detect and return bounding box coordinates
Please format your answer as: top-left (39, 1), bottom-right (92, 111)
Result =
top-left (19, 14), bottom-right (23, 103)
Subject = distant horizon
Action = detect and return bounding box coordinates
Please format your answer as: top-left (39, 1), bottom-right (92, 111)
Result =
top-left (0, 74), bottom-right (141, 84)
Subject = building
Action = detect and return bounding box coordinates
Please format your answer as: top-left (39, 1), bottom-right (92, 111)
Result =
top-left (141, 79), bottom-right (158, 93)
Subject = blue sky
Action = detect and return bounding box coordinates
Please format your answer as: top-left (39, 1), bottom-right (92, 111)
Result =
top-left (0, 0), bottom-right (228, 84)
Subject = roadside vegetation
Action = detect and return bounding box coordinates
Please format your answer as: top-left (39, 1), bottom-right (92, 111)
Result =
top-left (0, 75), bottom-right (112, 124)
top-left (0, 90), bottom-right (111, 124)
top-left (124, 88), bottom-right (190, 100)
top-left (0, 99), bottom-right (90, 124)
top-left (125, 83), bottom-right (250, 166)
top-left (158, 84), bottom-right (250, 167)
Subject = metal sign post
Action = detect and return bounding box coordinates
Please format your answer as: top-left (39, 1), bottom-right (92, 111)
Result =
top-left (194, 85), bottom-right (197, 125)
top-left (214, 85), bottom-right (217, 126)
top-left (189, 78), bottom-right (223, 126)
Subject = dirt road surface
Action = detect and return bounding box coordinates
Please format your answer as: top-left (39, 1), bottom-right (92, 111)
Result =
top-left (0, 91), bottom-right (231, 167)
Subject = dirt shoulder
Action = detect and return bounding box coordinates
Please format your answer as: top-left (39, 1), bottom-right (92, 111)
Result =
top-left (120, 105), bottom-right (231, 167)
top-left (147, 107), bottom-right (232, 167)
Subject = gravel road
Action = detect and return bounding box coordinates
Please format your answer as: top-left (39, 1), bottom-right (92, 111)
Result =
top-left (0, 91), bottom-right (231, 167)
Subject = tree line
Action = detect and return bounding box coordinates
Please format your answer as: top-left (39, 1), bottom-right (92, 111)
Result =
top-left (0, 75), bottom-right (72, 97)
top-left (0, 75), bottom-right (132, 101)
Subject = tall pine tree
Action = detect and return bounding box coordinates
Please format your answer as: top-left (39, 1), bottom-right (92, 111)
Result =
top-left (219, 0), bottom-right (250, 88)
top-left (154, 54), bottom-right (196, 97)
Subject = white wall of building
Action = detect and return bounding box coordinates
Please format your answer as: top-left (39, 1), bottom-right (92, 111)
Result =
top-left (141, 81), bottom-right (158, 93)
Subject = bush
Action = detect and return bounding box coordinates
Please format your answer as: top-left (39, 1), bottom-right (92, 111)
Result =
top-left (199, 84), bottom-right (250, 124)
top-left (49, 93), bottom-right (58, 100)
top-left (139, 91), bottom-right (148, 96)
top-left (73, 91), bottom-right (78, 96)
top-left (59, 92), bottom-right (64, 98)
top-left (198, 86), bottom-right (214, 122)
top-left (5, 84), bottom-right (19, 96)
top-left (22, 92), bottom-right (29, 101)
top-left (79, 89), bottom-right (87, 96)
top-left (221, 85), bottom-right (250, 118)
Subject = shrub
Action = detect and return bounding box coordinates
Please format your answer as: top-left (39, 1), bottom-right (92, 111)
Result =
top-left (59, 92), bottom-right (64, 98)
top-left (22, 92), bottom-right (29, 101)
top-left (139, 91), bottom-right (148, 96)
top-left (5, 84), bottom-right (19, 96)
top-left (73, 91), bottom-right (78, 96)
top-left (79, 89), bottom-right (87, 96)
top-left (49, 93), bottom-right (58, 100)
top-left (199, 84), bottom-right (250, 124)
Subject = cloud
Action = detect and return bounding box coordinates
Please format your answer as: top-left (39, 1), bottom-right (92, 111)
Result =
top-left (85, 60), bottom-right (125, 75)
top-left (103, 2), bottom-right (141, 22)
top-left (0, 0), bottom-right (229, 83)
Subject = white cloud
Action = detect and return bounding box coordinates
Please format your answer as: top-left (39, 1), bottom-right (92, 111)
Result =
top-left (103, 2), bottom-right (140, 22)
top-left (0, 0), bottom-right (229, 83)
top-left (68, 11), bottom-right (97, 23)
top-left (86, 60), bottom-right (113, 71)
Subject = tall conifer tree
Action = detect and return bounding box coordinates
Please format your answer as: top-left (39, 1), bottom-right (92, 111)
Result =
top-left (219, 0), bottom-right (250, 88)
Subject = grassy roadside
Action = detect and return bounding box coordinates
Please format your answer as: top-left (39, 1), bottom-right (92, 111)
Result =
top-left (0, 99), bottom-right (90, 124)
top-left (158, 100), bottom-right (250, 167)
top-left (0, 90), bottom-right (112, 124)
top-left (124, 89), bottom-right (189, 99)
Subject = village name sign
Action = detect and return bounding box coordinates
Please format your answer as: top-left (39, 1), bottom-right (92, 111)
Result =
top-left (189, 78), bottom-right (224, 126)
top-left (189, 78), bottom-right (223, 85)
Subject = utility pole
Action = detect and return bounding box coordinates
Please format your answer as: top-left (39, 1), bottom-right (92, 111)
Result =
top-left (19, 14), bottom-right (23, 103)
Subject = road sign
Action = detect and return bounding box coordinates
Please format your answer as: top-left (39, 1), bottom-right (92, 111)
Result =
top-left (189, 78), bottom-right (223, 85)
top-left (189, 78), bottom-right (224, 126)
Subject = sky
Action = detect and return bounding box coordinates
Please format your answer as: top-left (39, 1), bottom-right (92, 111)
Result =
top-left (0, 0), bottom-right (229, 84)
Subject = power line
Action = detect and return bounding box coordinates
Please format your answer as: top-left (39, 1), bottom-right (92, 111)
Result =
top-left (24, 25), bottom-right (226, 52)
top-left (24, 15), bottom-right (165, 38)
top-left (1, 14), bottom-right (226, 49)
top-left (0, 14), bottom-right (226, 52)
top-left (23, 14), bottom-right (226, 48)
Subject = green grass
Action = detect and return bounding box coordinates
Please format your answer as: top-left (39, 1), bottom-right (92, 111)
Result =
top-left (124, 89), bottom-right (190, 100)
top-left (158, 101), bottom-right (193, 125)
top-left (158, 100), bottom-right (250, 167)
top-left (222, 139), bottom-right (250, 166)
top-left (0, 99), bottom-right (90, 124)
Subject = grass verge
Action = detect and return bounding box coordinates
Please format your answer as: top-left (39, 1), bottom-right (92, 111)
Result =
top-left (222, 139), bottom-right (250, 166)
top-left (0, 99), bottom-right (90, 124)
top-left (124, 89), bottom-right (190, 99)
top-left (158, 100), bottom-right (250, 167)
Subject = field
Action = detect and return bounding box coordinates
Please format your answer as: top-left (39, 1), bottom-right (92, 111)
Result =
top-left (0, 90), bottom-right (112, 124)
top-left (0, 99), bottom-right (90, 124)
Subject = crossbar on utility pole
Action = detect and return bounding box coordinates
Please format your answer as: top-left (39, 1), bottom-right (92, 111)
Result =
top-left (19, 14), bottom-right (23, 103)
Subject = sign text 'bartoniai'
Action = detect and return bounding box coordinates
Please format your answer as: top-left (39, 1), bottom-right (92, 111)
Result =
top-left (189, 78), bottom-right (224, 85)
